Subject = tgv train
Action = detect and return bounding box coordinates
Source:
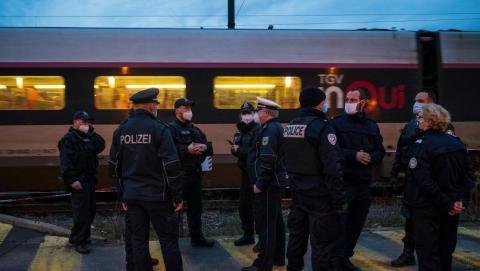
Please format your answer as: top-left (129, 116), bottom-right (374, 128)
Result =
top-left (0, 28), bottom-right (478, 193)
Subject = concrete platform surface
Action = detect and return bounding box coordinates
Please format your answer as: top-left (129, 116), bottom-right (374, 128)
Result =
top-left (0, 222), bottom-right (479, 271)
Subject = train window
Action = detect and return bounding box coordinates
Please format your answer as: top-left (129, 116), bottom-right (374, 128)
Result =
top-left (94, 76), bottom-right (186, 109)
top-left (213, 76), bottom-right (301, 109)
top-left (0, 76), bottom-right (65, 110)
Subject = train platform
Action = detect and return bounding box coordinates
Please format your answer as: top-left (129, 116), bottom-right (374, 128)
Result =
top-left (0, 221), bottom-right (479, 271)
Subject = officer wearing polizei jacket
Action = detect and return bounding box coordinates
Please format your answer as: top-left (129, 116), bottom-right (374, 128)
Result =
top-left (284, 87), bottom-right (346, 271)
top-left (169, 98), bottom-right (215, 247)
top-left (331, 88), bottom-right (385, 271)
top-left (389, 91), bottom-right (455, 267)
top-left (109, 109), bottom-right (160, 271)
top-left (113, 88), bottom-right (184, 271)
top-left (231, 102), bottom-right (260, 247)
top-left (58, 111), bottom-right (105, 254)
top-left (406, 103), bottom-right (475, 271)
top-left (242, 97), bottom-right (288, 271)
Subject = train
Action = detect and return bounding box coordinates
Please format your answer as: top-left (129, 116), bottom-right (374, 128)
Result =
top-left (0, 27), bottom-right (479, 194)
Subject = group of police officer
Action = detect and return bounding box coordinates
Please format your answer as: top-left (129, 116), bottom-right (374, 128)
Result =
top-left (58, 85), bottom-right (475, 271)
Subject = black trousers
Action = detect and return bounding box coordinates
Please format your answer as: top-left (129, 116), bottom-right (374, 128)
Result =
top-left (287, 190), bottom-right (338, 271)
top-left (124, 213), bottom-right (153, 271)
top-left (126, 199), bottom-right (183, 271)
top-left (337, 181), bottom-right (371, 259)
top-left (239, 170), bottom-right (255, 236)
top-left (413, 206), bottom-right (459, 271)
top-left (402, 216), bottom-right (415, 252)
top-left (253, 185), bottom-right (285, 271)
top-left (69, 180), bottom-right (96, 245)
top-left (182, 172), bottom-right (204, 239)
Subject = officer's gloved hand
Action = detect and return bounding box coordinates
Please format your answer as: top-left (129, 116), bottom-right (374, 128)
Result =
top-left (88, 125), bottom-right (95, 135)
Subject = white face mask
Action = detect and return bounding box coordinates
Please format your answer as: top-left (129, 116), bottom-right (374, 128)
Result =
top-left (182, 110), bottom-right (193, 121)
top-left (79, 124), bottom-right (89, 134)
top-left (253, 112), bottom-right (261, 124)
top-left (412, 102), bottom-right (423, 115)
top-left (241, 114), bottom-right (254, 124)
top-left (344, 102), bottom-right (358, 115)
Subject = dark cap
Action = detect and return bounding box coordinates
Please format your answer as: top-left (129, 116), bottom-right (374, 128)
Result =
top-left (174, 98), bottom-right (195, 109)
top-left (73, 111), bottom-right (94, 121)
top-left (240, 102), bottom-right (254, 113)
top-left (299, 86), bottom-right (326, 108)
top-left (129, 88), bottom-right (160, 104)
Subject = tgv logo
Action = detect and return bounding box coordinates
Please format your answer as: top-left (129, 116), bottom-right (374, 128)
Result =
top-left (318, 74), bottom-right (406, 112)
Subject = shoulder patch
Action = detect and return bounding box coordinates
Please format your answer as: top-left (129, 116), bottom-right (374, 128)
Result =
top-left (409, 157), bottom-right (418, 169)
top-left (446, 130), bottom-right (455, 136)
top-left (262, 136), bottom-right (269, 146)
top-left (327, 133), bottom-right (337, 145)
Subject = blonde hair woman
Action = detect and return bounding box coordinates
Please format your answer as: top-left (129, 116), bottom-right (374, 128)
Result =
top-left (406, 103), bottom-right (475, 270)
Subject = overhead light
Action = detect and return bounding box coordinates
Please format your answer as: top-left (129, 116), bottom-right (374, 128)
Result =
top-left (108, 76), bottom-right (115, 88)
top-left (0, 85), bottom-right (6, 89)
top-left (285, 77), bottom-right (292, 88)
top-left (125, 84), bottom-right (186, 89)
top-left (94, 85), bottom-right (99, 89)
top-left (215, 84), bottom-right (276, 89)
top-left (16, 77), bottom-right (23, 88)
top-left (34, 85), bottom-right (65, 89)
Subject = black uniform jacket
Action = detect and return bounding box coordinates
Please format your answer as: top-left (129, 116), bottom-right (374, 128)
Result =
top-left (406, 129), bottom-right (476, 213)
top-left (392, 118), bottom-right (455, 174)
top-left (331, 113), bottom-right (385, 182)
top-left (111, 109), bottom-right (182, 202)
top-left (58, 127), bottom-right (105, 188)
top-left (231, 121), bottom-right (259, 172)
top-left (169, 118), bottom-right (213, 173)
top-left (285, 108), bottom-right (346, 210)
top-left (254, 118), bottom-right (288, 191)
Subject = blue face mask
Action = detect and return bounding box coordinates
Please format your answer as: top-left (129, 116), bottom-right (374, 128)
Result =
top-left (322, 102), bottom-right (329, 113)
top-left (412, 102), bottom-right (423, 115)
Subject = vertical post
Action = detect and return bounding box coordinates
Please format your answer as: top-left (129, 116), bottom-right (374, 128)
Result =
top-left (228, 0), bottom-right (235, 29)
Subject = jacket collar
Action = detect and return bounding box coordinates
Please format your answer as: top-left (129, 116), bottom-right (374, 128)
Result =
top-left (299, 107), bottom-right (325, 119)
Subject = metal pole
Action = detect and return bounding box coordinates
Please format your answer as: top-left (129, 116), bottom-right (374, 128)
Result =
top-left (228, 0), bottom-right (235, 29)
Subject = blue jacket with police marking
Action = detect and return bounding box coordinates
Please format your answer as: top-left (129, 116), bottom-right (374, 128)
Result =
top-left (284, 108), bottom-right (346, 211)
top-left (254, 118), bottom-right (288, 190)
top-left (330, 112), bottom-right (385, 182)
top-left (111, 109), bottom-right (182, 202)
top-left (405, 129), bottom-right (475, 212)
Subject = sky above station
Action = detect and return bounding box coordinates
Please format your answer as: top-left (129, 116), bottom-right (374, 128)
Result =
top-left (0, 0), bottom-right (479, 31)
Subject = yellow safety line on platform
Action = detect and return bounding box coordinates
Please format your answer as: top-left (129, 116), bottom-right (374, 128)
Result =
top-left (28, 236), bottom-right (81, 271)
top-left (0, 222), bottom-right (13, 244)
top-left (217, 237), bottom-right (257, 267)
top-left (351, 243), bottom-right (400, 271)
top-left (374, 230), bottom-right (480, 268)
top-left (458, 226), bottom-right (480, 239)
top-left (149, 241), bottom-right (166, 271)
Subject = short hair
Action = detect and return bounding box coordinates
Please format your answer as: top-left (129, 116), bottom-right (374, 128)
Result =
top-left (421, 103), bottom-right (451, 131)
top-left (352, 87), bottom-right (368, 100)
top-left (426, 91), bottom-right (437, 103)
top-left (264, 109), bottom-right (279, 118)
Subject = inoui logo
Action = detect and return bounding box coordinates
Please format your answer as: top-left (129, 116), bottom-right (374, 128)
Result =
top-left (318, 74), bottom-right (406, 112)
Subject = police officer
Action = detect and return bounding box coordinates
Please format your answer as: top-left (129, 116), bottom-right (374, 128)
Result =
top-left (242, 97), bottom-right (288, 271)
top-left (406, 103), bottom-right (475, 271)
top-left (58, 111), bottom-right (105, 254)
top-left (331, 88), bottom-right (385, 271)
top-left (389, 91), bottom-right (455, 267)
top-left (169, 98), bottom-right (214, 247)
top-left (284, 87), bottom-right (346, 271)
top-left (112, 88), bottom-right (184, 271)
top-left (231, 102), bottom-right (259, 246)
top-left (109, 109), bottom-right (159, 271)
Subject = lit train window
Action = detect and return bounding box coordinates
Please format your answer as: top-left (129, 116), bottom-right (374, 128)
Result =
top-left (0, 76), bottom-right (65, 110)
top-left (94, 76), bottom-right (186, 109)
top-left (213, 76), bottom-right (301, 109)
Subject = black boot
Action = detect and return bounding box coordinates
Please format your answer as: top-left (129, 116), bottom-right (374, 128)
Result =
top-left (390, 250), bottom-right (416, 267)
top-left (191, 236), bottom-right (215, 247)
top-left (74, 243), bottom-right (90, 254)
top-left (234, 235), bottom-right (255, 246)
top-left (340, 258), bottom-right (361, 271)
top-left (151, 257), bottom-right (159, 266)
